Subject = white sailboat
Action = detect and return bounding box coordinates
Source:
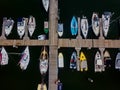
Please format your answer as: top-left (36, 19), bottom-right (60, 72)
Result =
top-left (28, 16), bottom-right (36, 37)
top-left (115, 52), bottom-right (120, 70)
top-left (58, 52), bottom-right (64, 68)
top-left (38, 34), bottom-right (46, 40)
top-left (92, 12), bottom-right (100, 36)
top-left (94, 51), bottom-right (104, 72)
top-left (0, 47), bottom-right (9, 65)
top-left (58, 23), bottom-right (63, 37)
top-left (17, 17), bottom-right (26, 39)
top-left (81, 16), bottom-right (89, 39)
top-left (102, 12), bottom-right (111, 37)
top-left (42, 0), bottom-right (49, 12)
top-left (18, 46), bottom-right (30, 70)
top-left (4, 17), bottom-right (14, 36)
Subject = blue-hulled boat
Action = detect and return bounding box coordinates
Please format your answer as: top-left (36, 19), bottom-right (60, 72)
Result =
top-left (70, 16), bottom-right (78, 36)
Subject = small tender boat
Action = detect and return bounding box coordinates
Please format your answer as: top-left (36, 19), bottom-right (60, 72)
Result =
top-left (79, 51), bottom-right (88, 71)
top-left (94, 51), bottom-right (104, 72)
top-left (28, 16), bottom-right (36, 37)
top-left (4, 17), bottom-right (14, 36)
top-left (58, 52), bottom-right (64, 68)
top-left (58, 23), bottom-right (63, 37)
top-left (39, 46), bottom-right (48, 75)
top-left (0, 47), bottom-right (9, 65)
top-left (18, 46), bottom-right (30, 70)
top-left (91, 12), bottom-right (100, 36)
top-left (70, 16), bottom-right (78, 36)
top-left (81, 16), bottom-right (88, 39)
top-left (38, 34), bottom-right (46, 40)
top-left (70, 51), bottom-right (77, 69)
top-left (44, 21), bottom-right (49, 34)
top-left (42, 0), bottom-right (49, 12)
top-left (115, 52), bottom-right (120, 70)
top-left (102, 12), bottom-right (111, 37)
top-left (37, 83), bottom-right (47, 90)
top-left (103, 50), bottom-right (112, 69)
top-left (17, 17), bottom-right (26, 39)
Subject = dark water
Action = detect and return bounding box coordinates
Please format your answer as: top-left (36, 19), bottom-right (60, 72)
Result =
top-left (0, 0), bottom-right (120, 90)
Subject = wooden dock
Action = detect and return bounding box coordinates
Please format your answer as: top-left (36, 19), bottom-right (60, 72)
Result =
top-left (0, 0), bottom-right (120, 90)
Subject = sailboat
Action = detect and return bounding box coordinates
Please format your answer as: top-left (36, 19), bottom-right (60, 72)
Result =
top-left (38, 34), bottom-right (46, 40)
top-left (58, 23), bottom-right (64, 37)
top-left (0, 47), bottom-right (9, 65)
top-left (81, 16), bottom-right (88, 39)
top-left (39, 46), bottom-right (48, 75)
top-left (70, 51), bottom-right (77, 69)
top-left (18, 46), bottom-right (30, 70)
top-left (102, 12), bottom-right (111, 37)
top-left (44, 21), bottom-right (49, 34)
top-left (42, 0), bottom-right (49, 12)
top-left (58, 52), bottom-right (64, 68)
top-left (37, 83), bottom-right (47, 90)
top-left (4, 17), bottom-right (14, 36)
top-left (91, 12), bottom-right (100, 36)
top-left (28, 16), bottom-right (36, 37)
top-left (79, 51), bottom-right (88, 71)
top-left (115, 52), bottom-right (120, 70)
top-left (103, 50), bottom-right (112, 69)
top-left (17, 17), bottom-right (26, 39)
top-left (94, 51), bottom-right (104, 72)
top-left (70, 16), bottom-right (78, 36)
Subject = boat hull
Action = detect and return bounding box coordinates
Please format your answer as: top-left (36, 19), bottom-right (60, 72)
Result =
top-left (70, 16), bottom-right (78, 35)
top-left (81, 16), bottom-right (88, 39)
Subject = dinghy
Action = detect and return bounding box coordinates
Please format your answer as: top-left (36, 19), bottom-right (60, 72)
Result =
top-left (0, 47), bottom-right (9, 65)
top-left (37, 83), bottom-right (47, 90)
top-left (115, 52), bottom-right (120, 70)
top-left (58, 23), bottom-right (63, 37)
top-left (17, 17), bottom-right (26, 39)
top-left (81, 16), bottom-right (88, 39)
top-left (94, 51), bottom-right (104, 72)
top-left (70, 51), bottom-right (77, 69)
top-left (44, 21), bottom-right (49, 34)
top-left (92, 12), bottom-right (100, 36)
top-left (58, 52), bottom-right (64, 68)
top-left (102, 12), bottom-right (111, 37)
top-left (18, 46), bottom-right (30, 70)
top-left (79, 52), bottom-right (88, 71)
top-left (42, 0), bottom-right (49, 12)
top-left (28, 16), bottom-right (36, 37)
top-left (4, 17), bottom-right (14, 36)
top-left (70, 16), bottom-right (78, 36)
top-left (39, 46), bottom-right (48, 75)
top-left (38, 34), bottom-right (46, 40)
top-left (103, 50), bottom-right (112, 69)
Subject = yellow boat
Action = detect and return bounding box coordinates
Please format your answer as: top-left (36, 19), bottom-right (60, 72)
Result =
top-left (39, 46), bottom-right (48, 75)
top-left (37, 83), bottom-right (47, 90)
top-left (79, 51), bottom-right (88, 71)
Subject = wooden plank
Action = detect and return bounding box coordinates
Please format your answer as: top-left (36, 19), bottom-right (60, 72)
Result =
top-left (58, 39), bottom-right (76, 47)
top-left (0, 39), bottom-right (120, 48)
top-left (48, 0), bottom-right (58, 89)
top-left (93, 39), bottom-right (120, 48)
top-left (49, 46), bottom-right (58, 90)
top-left (0, 40), bottom-right (49, 46)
